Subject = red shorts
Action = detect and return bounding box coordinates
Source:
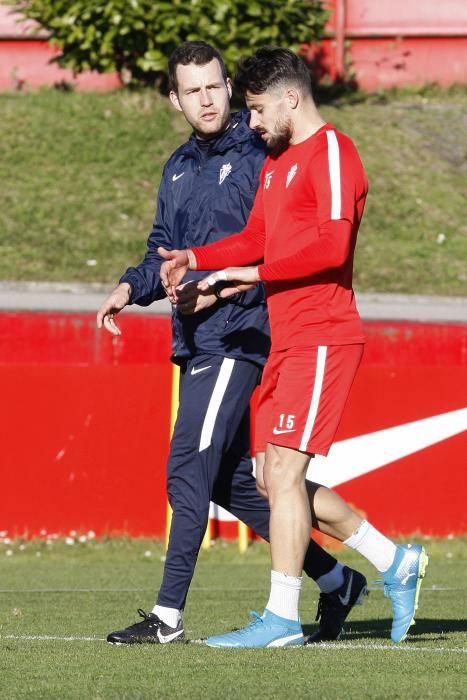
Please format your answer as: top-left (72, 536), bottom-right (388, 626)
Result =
top-left (254, 344), bottom-right (364, 456)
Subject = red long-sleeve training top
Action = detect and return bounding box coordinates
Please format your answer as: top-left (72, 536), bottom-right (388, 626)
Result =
top-left (192, 123), bottom-right (368, 351)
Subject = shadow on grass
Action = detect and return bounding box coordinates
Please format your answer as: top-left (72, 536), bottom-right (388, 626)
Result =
top-left (302, 617), bottom-right (467, 642)
top-left (404, 617), bottom-right (467, 642)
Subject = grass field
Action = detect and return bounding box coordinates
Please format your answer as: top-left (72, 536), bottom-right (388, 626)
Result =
top-left (0, 536), bottom-right (465, 699)
top-left (1, 86), bottom-right (466, 295)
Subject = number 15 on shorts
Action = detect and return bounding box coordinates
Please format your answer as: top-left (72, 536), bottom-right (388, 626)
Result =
top-left (273, 414), bottom-right (296, 434)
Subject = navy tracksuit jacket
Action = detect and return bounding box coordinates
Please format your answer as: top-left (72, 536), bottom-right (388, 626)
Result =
top-left (121, 111), bottom-right (335, 610)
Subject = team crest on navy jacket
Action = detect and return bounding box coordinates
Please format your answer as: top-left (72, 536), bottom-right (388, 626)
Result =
top-left (219, 162), bottom-right (232, 184)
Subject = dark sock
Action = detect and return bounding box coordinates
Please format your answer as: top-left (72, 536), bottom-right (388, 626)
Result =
top-left (302, 538), bottom-right (338, 581)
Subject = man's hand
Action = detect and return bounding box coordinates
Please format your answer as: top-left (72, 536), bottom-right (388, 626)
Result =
top-left (175, 281), bottom-right (217, 315)
top-left (96, 282), bottom-right (131, 336)
top-left (197, 267), bottom-right (260, 295)
top-left (158, 247), bottom-right (196, 301)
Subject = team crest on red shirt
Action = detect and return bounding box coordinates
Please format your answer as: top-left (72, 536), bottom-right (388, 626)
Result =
top-left (264, 171), bottom-right (274, 189)
top-left (286, 163), bottom-right (298, 188)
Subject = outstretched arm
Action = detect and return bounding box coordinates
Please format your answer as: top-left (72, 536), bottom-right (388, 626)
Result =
top-left (120, 165), bottom-right (177, 307)
top-left (197, 266), bottom-right (261, 295)
top-left (159, 174), bottom-right (267, 297)
top-left (96, 282), bottom-right (132, 336)
top-left (158, 247), bottom-right (196, 301)
top-left (258, 219), bottom-right (353, 282)
top-left (159, 214), bottom-right (266, 297)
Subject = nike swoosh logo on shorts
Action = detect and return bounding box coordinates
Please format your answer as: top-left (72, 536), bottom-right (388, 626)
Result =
top-left (157, 628), bottom-right (184, 644)
top-left (338, 572), bottom-right (354, 606)
top-left (272, 427), bottom-right (296, 435)
top-left (172, 172), bottom-right (185, 181)
top-left (191, 365), bottom-right (212, 375)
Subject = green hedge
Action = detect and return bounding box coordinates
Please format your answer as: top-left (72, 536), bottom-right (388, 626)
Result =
top-left (10, 0), bottom-right (328, 88)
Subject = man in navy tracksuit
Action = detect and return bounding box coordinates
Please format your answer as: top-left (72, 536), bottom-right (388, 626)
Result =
top-left (97, 41), bottom-right (367, 644)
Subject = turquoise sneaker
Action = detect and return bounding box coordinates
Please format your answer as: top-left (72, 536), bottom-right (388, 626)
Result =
top-left (381, 544), bottom-right (429, 643)
top-left (206, 609), bottom-right (304, 648)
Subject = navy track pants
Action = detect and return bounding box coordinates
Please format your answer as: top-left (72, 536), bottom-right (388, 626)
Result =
top-left (157, 354), bottom-right (336, 610)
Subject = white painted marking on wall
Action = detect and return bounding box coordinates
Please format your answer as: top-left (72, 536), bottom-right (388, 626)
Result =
top-left (309, 407), bottom-right (467, 487)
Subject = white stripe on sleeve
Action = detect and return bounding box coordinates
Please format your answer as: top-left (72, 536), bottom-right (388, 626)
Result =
top-left (299, 346), bottom-right (327, 452)
top-left (199, 358), bottom-right (235, 452)
top-left (326, 130), bottom-right (341, 220)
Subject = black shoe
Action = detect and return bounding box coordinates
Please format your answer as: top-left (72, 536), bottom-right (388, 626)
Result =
top-left (107, 609), bottom-right (185, 645)
top-left (306, 566), bottom-right (368, 643)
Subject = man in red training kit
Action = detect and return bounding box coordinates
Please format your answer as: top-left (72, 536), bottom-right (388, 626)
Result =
top-left (160, 48), bottom-right (428, 647)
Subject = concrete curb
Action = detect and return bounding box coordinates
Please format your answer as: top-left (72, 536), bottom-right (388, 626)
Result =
top-left (0, 281), bottom-right (466, 323)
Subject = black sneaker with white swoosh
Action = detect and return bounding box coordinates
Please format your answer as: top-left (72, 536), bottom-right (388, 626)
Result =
top-left (107, 609), bottom-right (185, 645)
top-left (306, 566), bottom-right (368, 643)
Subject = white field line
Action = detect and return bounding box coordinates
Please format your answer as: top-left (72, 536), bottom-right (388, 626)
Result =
top-left (0, 635), bottom-right (465, 653)
top-left (0, 586), bottom-right (463, 593)
top-left (190, 639), bottom-right (466, 654)
top-left (0, 635), bottom-right (105, 642)
top-left (0, 587), bottom-right (266, 593)
top-left (305, 643), bottom-right (467, 654)
top-left (0, 588), bottom-right (155, 593)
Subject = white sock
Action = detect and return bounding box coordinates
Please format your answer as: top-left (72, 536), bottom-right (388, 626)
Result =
top-left (344, 520), bottom-right (397, 573)
top-left (316, 562), bottom-right (345, 593)
top-left (265, 570), bottom-right (302, 621)
top-left (151, 604), bottom-right (181, 628)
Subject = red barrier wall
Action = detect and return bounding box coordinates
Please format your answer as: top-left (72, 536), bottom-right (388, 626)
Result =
top-left (1, 312), bottom-right (466, 538)
top-left (0, 313), bottom-right (173, 536)
top-left (0, 39), bottom-right (121, 91)
top-left (1, 1), bottom-right (467, 91)
top-left (321, 0), bottom-right (467, 89)
top-left (0, 5), bottom-right (121, 91)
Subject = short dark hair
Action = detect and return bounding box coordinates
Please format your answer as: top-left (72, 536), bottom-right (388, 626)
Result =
top-left (168, 41), bottom-right (228, 92)
top-left (234, 47), bottom-right (312, 97)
